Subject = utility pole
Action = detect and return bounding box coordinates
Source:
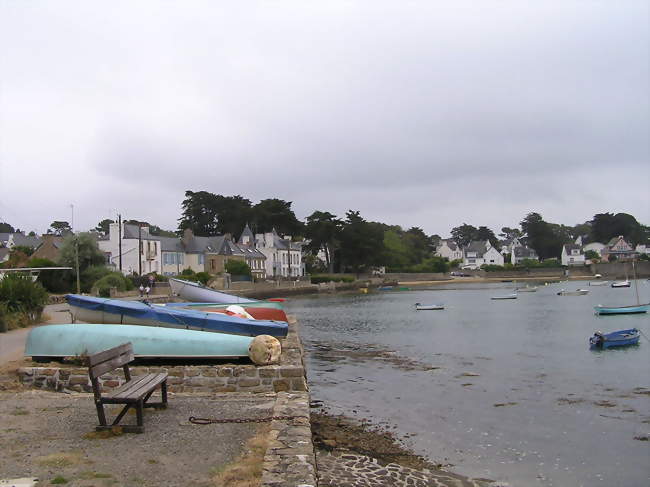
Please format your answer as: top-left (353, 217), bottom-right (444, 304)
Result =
top-left (138, 224), bottom-right (143, 276)
top-left (118, 213), bottom-right (122, 273)
top-left (71, 204), bottom-right (80, 293)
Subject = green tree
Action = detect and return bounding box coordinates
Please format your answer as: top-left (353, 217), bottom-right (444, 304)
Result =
top-left (520, 213), bottom-right (567, 260)
top-left (499, 227), bottom-right (523, 241)
top-left (177, 191), bottom-right (253, 236)
top-left (338, 211), bottom-right (385, 274)
top-left (94, 219), bottom-right (114, 235)
top-left (225, 259), bottom-right (251, 277)
top-left (476, 226), bottom-right (499, 249)
top-left (251, 199), bottom-right (303, 237)
top-left (584, 250), bottom-right (600, 261)
top-left (451, 224), bottom-right (478, 247)
top-left (48, 221), bottom-right (72, 236)
top-left (304, 211), bottom-right (342, 273)
top-left (590, 213), bottom-right (644, 245)
top-left (0, 222), bottom-right (15, 233)
top-left (383, 229), bottom-right (411, 271)
top-left (57, 233), bottom-right (107, 291)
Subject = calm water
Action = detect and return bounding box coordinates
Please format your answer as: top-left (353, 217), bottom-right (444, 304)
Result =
top-left (286, 280), bottom-right (650, 487)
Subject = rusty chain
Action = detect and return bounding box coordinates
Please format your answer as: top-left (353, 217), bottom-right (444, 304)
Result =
top-left (189, 415), bottom-right (309, 425)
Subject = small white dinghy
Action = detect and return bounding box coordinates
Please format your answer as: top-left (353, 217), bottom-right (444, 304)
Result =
top-left (491, 293), bottom-right (518, 300)
top-left (415, 302), bottom-right (444, 310)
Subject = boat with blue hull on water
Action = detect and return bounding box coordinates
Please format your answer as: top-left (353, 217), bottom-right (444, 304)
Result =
top-left (589, 328), bottom-right (640, 349)
top-left (66, 294), bottom-right (288, 338)
top-left (25, 324), bottom-right (255, 361)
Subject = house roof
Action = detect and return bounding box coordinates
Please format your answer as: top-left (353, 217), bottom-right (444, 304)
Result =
top-left (159, 236), bottom-right (184, 252)
top-left (465, 241), bottom-right (488, 253)
top-left (563, 244), bottom-right (583, 254)
top-left (513, 246), bottom-right (538, 258)
top-left (238, 224), bottom-right (255, 245)
top-left (439, 239), bottom-right (459, 251)
top-left (11, 233), bottom-right (42, 248)
top-left (122, 224), bottom-right (159, 241)
top-left (607, 236), bottom-right (628, 247)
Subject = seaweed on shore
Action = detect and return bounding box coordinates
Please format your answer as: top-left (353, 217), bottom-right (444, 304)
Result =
top-left (311, 411), bottom-right (446, 471)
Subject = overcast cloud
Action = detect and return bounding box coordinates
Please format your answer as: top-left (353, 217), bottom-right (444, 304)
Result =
top-left (0, 1), bottom-right (648, 237)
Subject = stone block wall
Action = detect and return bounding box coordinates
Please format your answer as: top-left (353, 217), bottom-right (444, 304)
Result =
top-left (18, 317), bottom-right (308, 394)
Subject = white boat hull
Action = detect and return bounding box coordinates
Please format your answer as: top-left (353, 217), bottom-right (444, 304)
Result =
top-left (169, 278), bottom-right (257, 304)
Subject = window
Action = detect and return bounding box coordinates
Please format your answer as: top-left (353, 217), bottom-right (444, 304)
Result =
top-left (198, 254), bottom-right (204, 265)
top-left (177, 253), bottom-right (184, 265)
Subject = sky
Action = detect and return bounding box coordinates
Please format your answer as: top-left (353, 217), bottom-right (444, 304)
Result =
top-left (1, 1), bottom-right (648, 238)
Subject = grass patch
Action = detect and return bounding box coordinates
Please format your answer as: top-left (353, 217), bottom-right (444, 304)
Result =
top-left (211, 426), bottom-right (270, 487)
top-left (51, 476), bottom-right (68, 484)
top-left (79, 471), bottom-right (113, 479)
top-left (37, 451), bottom-right (84, 468)
top-left (83, 427), bottom-right (124, 439)
top-left (10, 407), bottom-right (29, 415)
top-left (147, 459), bottom-right (158, 464)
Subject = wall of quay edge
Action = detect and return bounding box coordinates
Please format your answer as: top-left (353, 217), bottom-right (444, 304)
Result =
top-left (17, 317), bottom-right (308, 395)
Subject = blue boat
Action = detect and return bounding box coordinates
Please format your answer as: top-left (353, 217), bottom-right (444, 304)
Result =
top-left (594, 303), bottom-right (649, 315)
top-left (66, 294), bottom-right (288, 338)
top-left (25, 324), bottom-right (254, 360)
top-left (589, 328), bottom-right (640, 349)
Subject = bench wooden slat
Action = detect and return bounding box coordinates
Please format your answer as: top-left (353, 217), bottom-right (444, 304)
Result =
top-left (88, 342), bottom-right (133, 366)
top-left (104, 374), bottom-right (168, 402)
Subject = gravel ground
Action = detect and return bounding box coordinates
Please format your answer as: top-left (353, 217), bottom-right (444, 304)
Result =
top-left (0, 390), bottom-right (276, 487)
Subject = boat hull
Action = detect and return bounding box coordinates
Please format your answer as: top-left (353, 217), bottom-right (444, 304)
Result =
top-left (589, 328), bottom-right (640, 349)
top-left (169, 278), bottom-right (257, 303)
top-left (66, 295), bottom-right (288, 338)
top-left (415, 304), bottom-right (444, 310)
top-left (557, 289), bottom-right (589, 296)
top-left (25, 324), bottom-right (254, 359)
top-left (515, 287), bottom-right (538, 292)
top-left (611, 281), bottom-right (631, 288)
top-left (594, 304), bottom-right (649, 315)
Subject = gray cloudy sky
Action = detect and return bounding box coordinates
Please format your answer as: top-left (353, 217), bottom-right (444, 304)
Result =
top-left (1, 1), bottom-right (648, 237)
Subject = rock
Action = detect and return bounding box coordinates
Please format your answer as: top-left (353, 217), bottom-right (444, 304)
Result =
top-left (248, 335), bottom-right (282, 365)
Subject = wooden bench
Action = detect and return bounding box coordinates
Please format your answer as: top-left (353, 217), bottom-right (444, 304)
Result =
top-left (87, 342), bottom-right (168, 433)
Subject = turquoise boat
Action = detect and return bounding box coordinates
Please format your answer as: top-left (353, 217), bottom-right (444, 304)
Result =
top-left (25, 324), bottom-right (254, 361)
top-left (594, 303), bottom-right (649, 315)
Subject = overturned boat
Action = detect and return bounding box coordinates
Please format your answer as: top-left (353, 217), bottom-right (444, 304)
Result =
top-left (160, 301), bottom-right (288, 322)
top-left (25, 324), bottom-right (255, 361)
top-left (169, 278), bottom-right (257, 303)
top-left (557, 289), bottom-right (589, 296)
top-left (414, 303), bottom-right (444, 310)
top-left (66, 294), bottom-right (287, 338)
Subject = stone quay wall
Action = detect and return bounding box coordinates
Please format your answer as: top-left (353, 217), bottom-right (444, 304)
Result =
top-left (17, 316), bottom-right (308, 395)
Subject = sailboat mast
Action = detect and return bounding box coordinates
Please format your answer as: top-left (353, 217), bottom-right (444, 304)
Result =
top-left (632, 260), bottom-right (640, 306)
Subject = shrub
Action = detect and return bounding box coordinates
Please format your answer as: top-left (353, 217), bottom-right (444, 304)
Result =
top-left (225, 259), bottom-right (251, 277)
top-left (181, 268), bottom-right (196, 276)
top-left (0, 274), bottom-right (48, 328)
top-left (310, 274), bottom-right (355, 284)
top-left (93, 272), bottom-right (132, 297)
top-left (26, 257), bottom-right (73, 293)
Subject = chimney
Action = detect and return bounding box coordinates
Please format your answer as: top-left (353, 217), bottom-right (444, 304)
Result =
top-left (182, 228), bottom-right (194, 246)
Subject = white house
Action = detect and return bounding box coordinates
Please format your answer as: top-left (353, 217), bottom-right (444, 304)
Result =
top-left (462, 241), bottom-right (504, 269)
top-left (583, 242), bottom-right (605, 257)
top-left (500, 236), bottom-right (523, 256)
top-left (435, 239), bottom-right (463, 261)
top-left (98, 223), bottom-right (162, 275)
top-left (636, 243), bottom-right (649, 256)
top-left (561, 244), bottom-right (585, 266)
top-left (511, 246), bottom-right (539, 265)
top-left (255, 229), bottom-right (304, 278)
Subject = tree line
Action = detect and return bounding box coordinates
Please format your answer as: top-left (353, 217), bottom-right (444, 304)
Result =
top-left (2, 191), bottom-right (648, 275)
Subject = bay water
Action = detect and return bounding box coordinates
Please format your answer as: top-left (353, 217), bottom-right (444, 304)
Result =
top-left (287, 280), bottom-right (650, 486)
